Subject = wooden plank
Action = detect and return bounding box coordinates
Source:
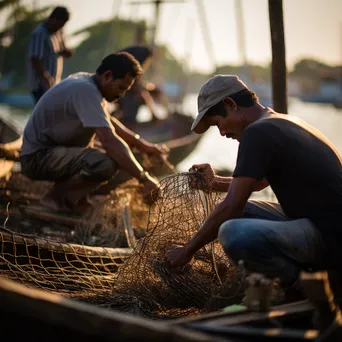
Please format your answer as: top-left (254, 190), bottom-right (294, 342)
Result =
top-left (0, 277), bottom-right (224, 342)
top-left (186, 322), bottom-right (318, 341)
top-left (172, 300), bottom-right (314, 327)
top-left (18, 204), bottom-right (89, 227)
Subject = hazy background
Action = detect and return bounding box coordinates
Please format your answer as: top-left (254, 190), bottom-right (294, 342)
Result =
top-left (1, 0), bottom-right (342, 73)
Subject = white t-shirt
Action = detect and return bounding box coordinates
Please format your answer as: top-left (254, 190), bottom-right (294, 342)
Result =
top-left (21, 72), bottom-right (113, 156)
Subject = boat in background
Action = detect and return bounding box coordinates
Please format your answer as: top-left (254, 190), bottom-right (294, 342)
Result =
top-left (0, 109), bottom-right (201, 179)
top-left (131, 110), bottom-right (202, 175)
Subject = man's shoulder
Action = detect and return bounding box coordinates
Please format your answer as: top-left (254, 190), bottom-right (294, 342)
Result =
top-left (61, 73), bottom-right (102, 101)
top-left (64, 73), bottom-right (97, 90)
top-left (249, 113), bottom-right (298, 131)
top-left (30, 23), bottom-right (48, 36)
top-left (240, 114), bottom-right (297, 145)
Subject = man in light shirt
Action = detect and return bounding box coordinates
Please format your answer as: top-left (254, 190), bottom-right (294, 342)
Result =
top-left (28, 6), bottom-right (73, 104)
top-left (21, 52), bottom-right (168, 213)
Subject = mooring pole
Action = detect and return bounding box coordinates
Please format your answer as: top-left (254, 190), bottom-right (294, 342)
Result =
top-left (268, 0), bottom-right (288, 113)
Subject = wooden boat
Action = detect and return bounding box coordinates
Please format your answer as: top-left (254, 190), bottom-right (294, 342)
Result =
top-left (0, 117), bottom-right (22, 179)
top-left (0, 272), bottom-right (330, 341)
top-left (131, 111), bottom-right (202, 175)
top-left (0, 276), bottom-right (216, 342)
top-left (0, 110), bottom-right (201, 178)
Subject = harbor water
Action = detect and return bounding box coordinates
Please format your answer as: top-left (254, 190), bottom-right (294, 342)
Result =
top-left (1, 94), bottom-right (342, 200)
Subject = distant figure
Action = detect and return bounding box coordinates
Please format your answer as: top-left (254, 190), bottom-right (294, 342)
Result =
top-left (115, 45), bottom-right (160, 128)
top-left (166, 74), bottom-right (342, 300)
top-left (28, 6), bottom-right (73, 104)
top-left (20, 52), bottom-right (169, 213)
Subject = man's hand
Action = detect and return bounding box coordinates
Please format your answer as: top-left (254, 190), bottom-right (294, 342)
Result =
top-left (41, 72), bottom-right (55, 91)
top-left (140, 141), bottom-right (169, 156)
top-left (59, 48), bottom-right (74, 58)
top-left (189, 163), bottom-right (216, 190)
top-left (166, 245), bottom-right (193, 268)
top-left (141, 173), bottom-right (160, 205)
top-left (139, 142), bottom-right (172, 170)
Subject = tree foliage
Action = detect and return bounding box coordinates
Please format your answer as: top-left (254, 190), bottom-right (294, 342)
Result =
top-left (0, 3), bottom-right (50, 87)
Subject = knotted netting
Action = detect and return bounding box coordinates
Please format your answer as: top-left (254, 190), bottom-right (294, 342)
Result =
top-left (0, 172), bottom-right (150, 247)
top-left (81, 172), bottom-right (245, 318)
top-left (0, 172), bottom-right (245, 318)
top-left (0, 228), bottom-right (130, 297)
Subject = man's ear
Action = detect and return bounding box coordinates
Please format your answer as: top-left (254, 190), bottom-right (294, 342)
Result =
top-left (223, 97), bottom-right (237, 111)
top-left (102, 70), bottom-right (113, 83)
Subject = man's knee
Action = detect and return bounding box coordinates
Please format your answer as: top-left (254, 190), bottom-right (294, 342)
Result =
top-left (81, 151), bottom-right (118, 182)
top-left (218, 219), bottom-right (268, 264)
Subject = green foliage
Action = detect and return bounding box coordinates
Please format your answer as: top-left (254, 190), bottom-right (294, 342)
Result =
top-left (63, 19), bottom-right (148, 75)
top-left (0, 0), bottom-right (18, 12)
top-left (0, 4), bottom-right (51, 87)
top-left (290, 58), bottom-right (331, 78)
top-left (215, 63), bottom-right (271, 82)
top-left (0, 3), bottom-right (340, 93)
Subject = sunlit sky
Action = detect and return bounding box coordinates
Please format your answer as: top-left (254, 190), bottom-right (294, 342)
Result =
top-left (2, 0), bottom-right (342, 73)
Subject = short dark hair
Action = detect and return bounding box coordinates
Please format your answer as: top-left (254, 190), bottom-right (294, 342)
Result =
top-left (206, 89), bottom-right (259, 117)
top-left (96, 52), bottom-right (143, 79)
top-left (49, 6), bottom-right (70, 21)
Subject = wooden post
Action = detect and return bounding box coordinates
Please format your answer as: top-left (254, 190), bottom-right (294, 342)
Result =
top-left (268, 0), bottom-right (288, 113)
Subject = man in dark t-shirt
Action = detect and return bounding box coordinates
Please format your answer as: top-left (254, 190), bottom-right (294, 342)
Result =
top-left (165, 74), bottom-right (342, 288)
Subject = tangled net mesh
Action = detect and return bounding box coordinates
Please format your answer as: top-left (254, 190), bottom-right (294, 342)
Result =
top-left (0, 172), bottom-right (149, 247)
top-left (0, 172), bottom-right (245, 318)
top-left (0, 228), bottom-right (130, 296)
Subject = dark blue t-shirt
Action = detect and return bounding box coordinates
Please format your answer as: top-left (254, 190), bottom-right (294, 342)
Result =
top-left (233, 109), bottom-right (342, 267)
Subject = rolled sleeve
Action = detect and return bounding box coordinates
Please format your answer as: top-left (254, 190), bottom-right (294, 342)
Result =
top-left (71, 85), bottom-right (114, 130)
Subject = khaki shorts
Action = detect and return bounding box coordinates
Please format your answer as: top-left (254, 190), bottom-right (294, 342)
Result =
top-left (21, 147), bottom-right (117, 182)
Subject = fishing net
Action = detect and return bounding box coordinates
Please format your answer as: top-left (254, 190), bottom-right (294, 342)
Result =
top-left (0, 172), bottom-right (150, 247)
top-left (87, 172), bottom-right (245, 318)
top-left (0, 172), bottom-right (245, 318)
top-left (0, 228), bottom-right (130, 297)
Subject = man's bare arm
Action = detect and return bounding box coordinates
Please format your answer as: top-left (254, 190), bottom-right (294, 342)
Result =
top-left (213, 176), bottom-right (269, 193)
top-left (95, 127), bottom-right (143, 179)
top-left (110, 115), bottom-right (149, 149)
top-left (191, 163), bottom-right (268, 193)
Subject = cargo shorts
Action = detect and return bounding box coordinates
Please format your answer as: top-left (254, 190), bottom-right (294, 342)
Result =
top-left (20, 147), bottom-right (118, 182)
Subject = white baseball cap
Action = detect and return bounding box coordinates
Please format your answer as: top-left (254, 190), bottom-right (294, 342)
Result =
top-left (192, 74), bottom-right (248, 133)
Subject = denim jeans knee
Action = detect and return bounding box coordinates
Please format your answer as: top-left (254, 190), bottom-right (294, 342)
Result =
top-left (217, 218), bottom-right (310, 285)
top-left (218, 219), bottom-right (252, 264)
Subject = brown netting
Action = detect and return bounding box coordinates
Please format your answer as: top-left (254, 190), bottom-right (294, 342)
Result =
top-left (86, 172), bottom-right (245, 318)
top-left (0, 172), bottom-right (150, 247)
top-left (0, 228), bottom-right (130, 297)
top-left (0, 172), bottom-right (245, 318)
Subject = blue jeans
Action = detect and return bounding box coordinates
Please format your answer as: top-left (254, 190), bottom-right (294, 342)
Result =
top-left (218, 200), bottom-right (325, 286)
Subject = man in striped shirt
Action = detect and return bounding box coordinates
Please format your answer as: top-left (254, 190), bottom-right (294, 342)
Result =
top-left (28, 6), bottom-right (73, 104)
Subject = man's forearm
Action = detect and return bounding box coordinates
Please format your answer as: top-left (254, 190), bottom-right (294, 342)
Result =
top-left (110, 116), bottom-right (147, 149)
top-left (140, 89), bottom-right (157, 116)
top-left (185, 199), bottom-right (241, 256)
top-left (213, 176), bottom-right (232, 192)
top-left (101, 133), bottom-right (144, 179)
top-left (213, 176), bottom-right (269, 193)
